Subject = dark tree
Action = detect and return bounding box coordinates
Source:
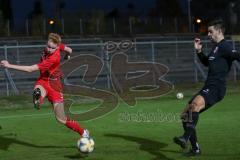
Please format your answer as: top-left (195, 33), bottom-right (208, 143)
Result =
top-left (155, 0), bottom-right (182, 17)
top-left (28, 0), bottom-right (44, 36)
top-left (29, 0), bottom-right (43, 18)
top-left (191, 0), bottom-right (233, 19)
top-left (127, 2), bottom-right (136, 17)
top-left (106, 8), bottom-right (120, 18)
top-left (0, 0), bottom-right (13, 21)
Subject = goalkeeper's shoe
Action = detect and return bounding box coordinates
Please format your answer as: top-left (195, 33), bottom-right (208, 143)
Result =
top-left (33, 88), bottom-right (42, 110)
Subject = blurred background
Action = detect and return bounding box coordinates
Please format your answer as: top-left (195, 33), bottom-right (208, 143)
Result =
top-left (1, 0), bottom-right (240, 96)
top-left (1, 0), bottom-right (240, 36)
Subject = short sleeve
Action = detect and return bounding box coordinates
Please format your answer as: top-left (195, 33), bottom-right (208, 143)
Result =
top-left (221, 43), bottom-right (240, 61)
top-left (59, 43), bottom-right (65, 51)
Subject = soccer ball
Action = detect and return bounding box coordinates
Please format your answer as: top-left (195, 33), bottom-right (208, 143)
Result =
top-left (77, 137), bottom-right (95, 153)
top-left (176, 92), bottom-right (184, 99)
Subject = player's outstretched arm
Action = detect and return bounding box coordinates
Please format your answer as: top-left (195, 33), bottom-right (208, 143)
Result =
top-left (1, 60), bottom-right (39, 73)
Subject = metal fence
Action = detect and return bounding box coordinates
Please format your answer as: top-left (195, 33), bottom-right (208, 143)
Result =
top-left (0, 17), bottom-right (189, 36)
top-left (1, 37), bottom-right (240, 96)
top-left (2, 13), bottom-right (240, 36)
top-left (0, 17), bottom-right (199, 36)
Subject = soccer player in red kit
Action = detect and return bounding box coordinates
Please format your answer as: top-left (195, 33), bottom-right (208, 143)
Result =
top-left (1, 33), bottom-right (90, 138)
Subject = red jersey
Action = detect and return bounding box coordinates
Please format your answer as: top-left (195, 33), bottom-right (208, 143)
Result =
top-left (37, 43), bottom-right (65, 79)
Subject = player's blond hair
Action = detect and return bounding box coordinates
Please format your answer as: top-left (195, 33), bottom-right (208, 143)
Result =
top-left (48, 33), bottom-right (61, 45)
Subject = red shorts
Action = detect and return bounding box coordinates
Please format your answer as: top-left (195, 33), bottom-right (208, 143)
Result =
top-left (34, 78), bottom-right (64, 103)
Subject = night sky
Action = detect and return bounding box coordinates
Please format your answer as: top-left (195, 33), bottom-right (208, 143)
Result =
top-left (11, 0), bottom-right (157, 26)
top-left (11, 0), bottom-right (187, 25)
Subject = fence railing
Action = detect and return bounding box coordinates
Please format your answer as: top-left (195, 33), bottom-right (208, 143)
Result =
top-left (0, 17), bottom-right (196, 36)
top-left (0, 38), bottom-right (240, 96)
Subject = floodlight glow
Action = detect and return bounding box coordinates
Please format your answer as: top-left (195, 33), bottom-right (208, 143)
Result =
top-left (196, 19), bottom-right (202, 24)
top-left (49, 20), bottom-right (55, 25)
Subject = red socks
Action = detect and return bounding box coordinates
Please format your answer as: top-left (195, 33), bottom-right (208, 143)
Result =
top-left (65, 119), bottom-right (84, 136)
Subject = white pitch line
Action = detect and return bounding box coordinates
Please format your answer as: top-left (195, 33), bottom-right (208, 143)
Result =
top-left (0, 110), bottom-right (85, 119)
top-left (0, 112), bottom-right (53, 119)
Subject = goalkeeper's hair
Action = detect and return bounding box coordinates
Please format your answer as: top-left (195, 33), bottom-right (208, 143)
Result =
top-left (48, 33), bottom-right (61, 45)
top-left (208, 19), bottom-right (225, 34)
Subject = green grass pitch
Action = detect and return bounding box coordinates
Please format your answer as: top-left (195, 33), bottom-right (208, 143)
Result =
top-left (0, 84), bottom-right (240, 160)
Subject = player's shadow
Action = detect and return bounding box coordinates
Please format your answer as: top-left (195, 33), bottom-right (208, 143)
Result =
top-left (105, 133), bottom-right (178, 160)
top-left (0, 133), bottom-right (74, 151)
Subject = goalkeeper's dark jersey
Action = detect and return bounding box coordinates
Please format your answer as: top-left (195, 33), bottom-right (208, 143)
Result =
top-left (197, 39), bottom-right (240, 86)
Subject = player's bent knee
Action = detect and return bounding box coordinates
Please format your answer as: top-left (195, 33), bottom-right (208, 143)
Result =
top-left (189, 103), bottom-right (196, 109)
top-left (55, 116), bottom-right (66, 124)
top-left (33, 88), bottom-right (41, 96)
top-left (189, 102), bottom-right (201, 112)
top-left (191, 104), bottom-right (202, 112)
